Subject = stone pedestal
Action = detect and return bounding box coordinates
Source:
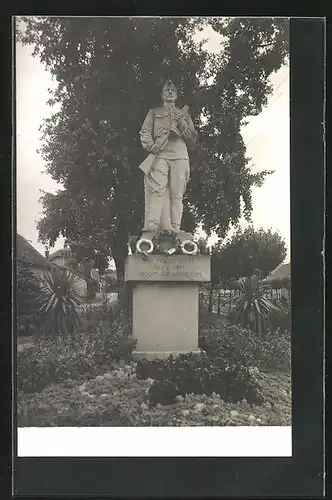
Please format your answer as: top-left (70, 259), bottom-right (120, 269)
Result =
top-left (125, 254), bottom-right (210, 359)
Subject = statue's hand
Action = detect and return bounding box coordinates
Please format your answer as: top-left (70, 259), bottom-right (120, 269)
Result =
top-left (174, 105), bottom-right (189, 127)
top-left (150, 143), bottom-right (161, 155)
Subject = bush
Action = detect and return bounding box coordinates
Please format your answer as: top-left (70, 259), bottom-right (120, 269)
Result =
top-left (199, 319), bottom-right (290, 372)
top-left (82, 295), bottom-right (120, 332)
top-left (228, 275), bottom-right (282, 334)
top-left (17, 262), bottom-right (42, 336)
top-left (268, 297), bottom-right (291, 335)
top-left (39, 267), bottom-right (85, 337)
top-left (136, 352), bottom-right (265, 405)
top-left (17, 325), bottom-right (137, 393)
top-left (148, 380), bottom-right (178, 406)
top-left (103, 274), bottom-right (118, 292)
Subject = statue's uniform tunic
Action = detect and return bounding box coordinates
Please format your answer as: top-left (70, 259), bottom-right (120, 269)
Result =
top-left (139, 106), bottom-right (198, 232)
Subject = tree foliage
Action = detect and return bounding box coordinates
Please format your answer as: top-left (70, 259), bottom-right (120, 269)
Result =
top-left (17, 16), bottom-right (288, 278)
top-left (211, 226), bottom-right (287, 284)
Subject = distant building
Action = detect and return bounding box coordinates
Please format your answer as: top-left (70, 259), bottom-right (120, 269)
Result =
top-left (48, 247), bottom-right (73, 268)
top-left (266, 262), bottom-right (291, 283)
top-left (17, 234), bottom-right (50, 280)
top-left (47, 246), bottom-right (98, 298)
top-left (17, 236), bottom-right (90, 298)
top-left (271, 262), bottom-right (291, 279)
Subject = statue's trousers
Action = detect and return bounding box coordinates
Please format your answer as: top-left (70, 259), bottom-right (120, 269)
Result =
top-left (143, 158), bottom-right (190, 232)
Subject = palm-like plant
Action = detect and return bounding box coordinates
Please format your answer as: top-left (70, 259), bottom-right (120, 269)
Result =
top-left (38, 267), bottom-right (85, 337)
top-left (232, 275), bottom-right (282, 334)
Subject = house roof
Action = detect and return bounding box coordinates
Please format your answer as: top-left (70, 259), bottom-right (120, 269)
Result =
top-left (17, 234), bottom-right (48, 268)
top-left (270, 262), bottom-right (291, 279)
top-left (48, 248), bottom-right (72, 261)
top-left (50, 260), bottom-right (97, 284)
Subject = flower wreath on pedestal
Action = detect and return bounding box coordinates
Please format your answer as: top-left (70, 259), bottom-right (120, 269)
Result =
top-left (152, 230), bottom-right (181, 255)
top-left (136, 230), bottom-right (201, 257)
top-left (180, 239), bottom-right (198, 255)
top-left (136, 237), bottom-right (154, 256)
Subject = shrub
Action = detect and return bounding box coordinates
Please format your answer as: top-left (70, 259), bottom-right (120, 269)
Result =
top-left (148, 380), bottom-right (178, 406)
top-left (102, 273), bottom-right (118, 292)
top-left (82, 294), bottom-right (120, 332)
top-left (268, 297), bottom-right (291, 335)
top-left (230, 275), bottom-right (282, 333)
top-left (17, 324), bottom-right (137, 393)
top-left (39, 267), bottom-right (85, 337)
top-left (199, 318), bottom-right (291, 372)
top-left (136, 352), bottom-right (264, 405)
top-left (17, 262), bottom-right (42, 336)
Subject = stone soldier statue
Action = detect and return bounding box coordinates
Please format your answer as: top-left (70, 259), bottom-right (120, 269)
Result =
top-left (139, 80), bottom-right (198, 233)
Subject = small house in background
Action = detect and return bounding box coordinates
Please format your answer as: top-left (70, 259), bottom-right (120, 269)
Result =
top-left (48, 247), bottom-right (74, 268)
top-left (17, 235), bottom-right (89, 298)
top-left (270, 262), bottom-right (291, 280)
top-left (265, 262), bottom-right (291, 293)
top-left (48, 246), bottom-right (98, 299)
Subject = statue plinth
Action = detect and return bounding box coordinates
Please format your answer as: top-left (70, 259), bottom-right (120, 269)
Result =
top-left (125, 254), bottom-right (210, 359)
top-left (140, 230), bottom-right (194, 242)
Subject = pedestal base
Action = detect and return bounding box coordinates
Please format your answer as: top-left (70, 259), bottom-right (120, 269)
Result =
top-left (132, 282), bottom-right (199, 356)
top-left (132, 350), bottom-right (202, 361)
top-left (125, 254), bottom-right (210, 360)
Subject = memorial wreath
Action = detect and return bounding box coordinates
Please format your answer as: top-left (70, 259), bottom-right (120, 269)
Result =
top-left (180, 239), bottom-right (198, 255)
top-left (136, 230), bottom-right (204, 257)
top-left (152, 230), bottom-right (181, 255)
top-left (136, 237), bottom-right (154, 256)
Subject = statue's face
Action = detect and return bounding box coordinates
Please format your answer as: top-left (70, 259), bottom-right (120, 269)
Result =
top-left (162, 84), bottom-right (178, 103)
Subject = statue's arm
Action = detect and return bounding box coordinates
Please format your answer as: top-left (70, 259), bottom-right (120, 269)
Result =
top-left (178, 113), bottom-right (198, 146)
top-left (139, 109), bottom-right (155, 152)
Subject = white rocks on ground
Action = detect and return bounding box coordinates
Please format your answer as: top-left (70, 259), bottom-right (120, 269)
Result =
top-left (194, 403), bottom-right (205, 412)
top-left (99, 393), bottom-right (110, 400)
top-left (81, 391), bottom-right (91, 400)
top-left (211, 415), bottom-right (220, 422)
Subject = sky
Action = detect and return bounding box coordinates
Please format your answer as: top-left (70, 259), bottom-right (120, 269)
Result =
top-left (16, 20), bottom-right (290, 262)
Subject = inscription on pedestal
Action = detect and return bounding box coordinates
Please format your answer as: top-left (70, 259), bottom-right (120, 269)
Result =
top-left (125, 255), bottom-right (210, 282)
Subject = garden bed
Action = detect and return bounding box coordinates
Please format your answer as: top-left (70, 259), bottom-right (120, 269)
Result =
top-left (17, 305), bottom-right (291, 428)
top-left (17, 362), bottom-right (291, 427)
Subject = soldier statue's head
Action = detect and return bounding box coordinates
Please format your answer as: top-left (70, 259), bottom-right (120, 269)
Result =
top-left (162, 79), bottom-right (178, 103)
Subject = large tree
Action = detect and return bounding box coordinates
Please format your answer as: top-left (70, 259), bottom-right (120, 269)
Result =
top-left (211, 226), bottom-right (287, 285)
top-left (18, 16), bottom-right (288, 279)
